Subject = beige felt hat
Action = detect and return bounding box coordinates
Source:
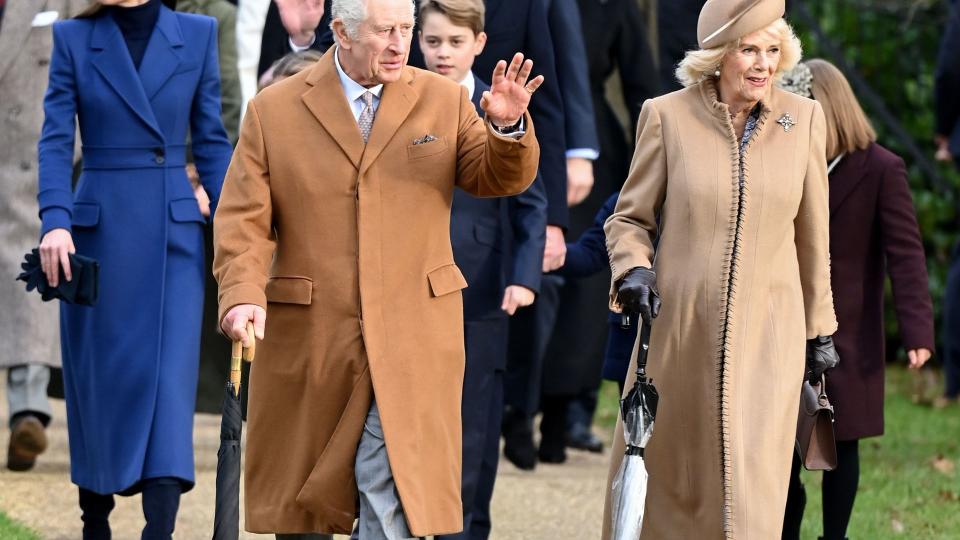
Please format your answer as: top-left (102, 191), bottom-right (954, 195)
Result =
top-left (697, 0), bottom-right (786, 49)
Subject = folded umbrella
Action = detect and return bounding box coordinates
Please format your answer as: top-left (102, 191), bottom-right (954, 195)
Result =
top-left (213, 323), bottom-right (255, 540)
top-left (611, 320), bottom-right (658, 540)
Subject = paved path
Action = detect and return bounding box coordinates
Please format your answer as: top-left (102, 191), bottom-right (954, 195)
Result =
top-left (0, 391), bottom-right (610, 539)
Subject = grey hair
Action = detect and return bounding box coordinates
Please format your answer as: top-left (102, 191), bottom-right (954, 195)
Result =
top-left (331, 0), bottom-right (415, 40)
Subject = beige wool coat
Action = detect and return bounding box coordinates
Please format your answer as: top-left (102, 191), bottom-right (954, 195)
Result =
top-left (213, 50), bottom-right (539, 535)
top-left (0, 0), bottom-right (88, 370)
top-left (603, 80), bottom-right (838, 539)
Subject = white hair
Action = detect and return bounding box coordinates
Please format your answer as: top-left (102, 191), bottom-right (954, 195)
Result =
top-left (331, 0), bottom-right (415, 40)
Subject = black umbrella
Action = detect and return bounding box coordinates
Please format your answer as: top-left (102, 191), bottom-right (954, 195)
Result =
top-left (610, 319), bottom-right (658, 539)
top-left (213, 324), bottom-right (254, 540)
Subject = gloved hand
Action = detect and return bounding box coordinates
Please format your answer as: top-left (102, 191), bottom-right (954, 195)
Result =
top-left (616, 267), bottom-right (661, 324)
top-left (806, 335), bottom-right (839, 383)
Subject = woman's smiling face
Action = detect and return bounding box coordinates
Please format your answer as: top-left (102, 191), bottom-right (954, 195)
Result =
top-left (719, 26), bottom-right (782, 110)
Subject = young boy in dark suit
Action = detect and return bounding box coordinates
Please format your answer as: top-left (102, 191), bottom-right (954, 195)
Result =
top-left (419, 1), bottom-right (547, 537)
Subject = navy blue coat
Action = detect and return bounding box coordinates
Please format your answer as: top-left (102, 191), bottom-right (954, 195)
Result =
top-left (453, 77), bottom-right (548, 323)
top-left (37, 7), bottom-right (231, 494)
top-left (448, 78), bottom-right (546, 535)
top-left (557, 192), bottom-right (636, 385)
top-left (410, 0), bottom-right (568, 228)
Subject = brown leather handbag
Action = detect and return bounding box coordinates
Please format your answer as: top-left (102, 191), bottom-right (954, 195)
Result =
top-left (795, 376), bottom-right (838, 471)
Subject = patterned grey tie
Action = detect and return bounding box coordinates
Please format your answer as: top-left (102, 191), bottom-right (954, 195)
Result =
top-left (358, 91), bottom-right (376, 143)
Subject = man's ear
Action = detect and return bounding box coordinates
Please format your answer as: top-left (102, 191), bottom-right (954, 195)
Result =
top-left (473, 31), bottom-right (487, 56)
top-left (332, 19), bottom-right (351, 49)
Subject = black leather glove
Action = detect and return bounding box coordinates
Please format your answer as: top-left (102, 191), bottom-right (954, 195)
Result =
top-left (806, 335), bottom-right (839, 383)
top-left (616, 267), bottom-right (661, 324)
top-left (16, 248), bottom-right (100, 306)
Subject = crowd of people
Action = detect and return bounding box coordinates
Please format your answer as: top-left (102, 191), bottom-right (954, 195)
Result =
top-left (0, 0), bottom-right (956, 539)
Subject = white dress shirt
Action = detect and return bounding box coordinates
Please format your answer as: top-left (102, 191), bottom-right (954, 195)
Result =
top-left (334, 47), bottom-right (384, 123)
top-left (459, 71), bottom-right (476, 101)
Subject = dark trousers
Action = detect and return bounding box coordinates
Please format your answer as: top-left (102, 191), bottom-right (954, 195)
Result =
top-left (79, 477), bottom-right (181, 540)
top-left (439, 319), bottom-right (507, 540)
top-left (943, 243), bottom-right (960, 398)
top-left (567, 388), bottom-right (598, 432)
top-left (504, 275), bottom-right (563, 419)
top-left (782, 440), bottom-right (860, 540)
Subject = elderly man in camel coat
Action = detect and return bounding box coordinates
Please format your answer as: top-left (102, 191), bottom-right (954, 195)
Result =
top-left (212, 0), bottom-right (542, 536)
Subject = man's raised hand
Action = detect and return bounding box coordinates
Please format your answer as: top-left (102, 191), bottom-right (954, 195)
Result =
top-left (480, 53), bottom-right (545, 128)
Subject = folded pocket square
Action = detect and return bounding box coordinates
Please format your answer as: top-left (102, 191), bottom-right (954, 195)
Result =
top-left (16, 248), bottom-right (99, 306)
top-left (413, 134), bottom-right (438, 145)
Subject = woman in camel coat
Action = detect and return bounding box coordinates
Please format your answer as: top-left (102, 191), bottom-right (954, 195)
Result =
top-left (602, 1), bottom-right (839, 538)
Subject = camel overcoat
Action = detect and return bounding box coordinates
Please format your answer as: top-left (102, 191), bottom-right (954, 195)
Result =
top-left (0, 0), bottom-right (88, 370)
top-left (602, 80), bottom-right (838, 540)
top-left (212, 50), bottom-right (539, 536)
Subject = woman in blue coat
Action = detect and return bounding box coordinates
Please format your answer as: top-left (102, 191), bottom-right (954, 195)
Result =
top-left (36, 1), bottom-right (231, 537)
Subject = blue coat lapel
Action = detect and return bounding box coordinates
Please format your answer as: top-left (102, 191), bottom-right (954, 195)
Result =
top-left (89, 8), bottom-right (184, 139)
top-left (139, 7), bottom-right (183, 101)
top-left (90, 14), bottom-right (160, 137)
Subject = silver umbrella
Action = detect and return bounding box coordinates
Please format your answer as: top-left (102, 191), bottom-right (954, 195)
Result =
top-left (611, 319), bottom-right (658, 540)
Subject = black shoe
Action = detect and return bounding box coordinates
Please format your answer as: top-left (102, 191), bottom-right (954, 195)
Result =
top-left (537, 440), bottom-right (567, 464)
top-left (502, 410), bottom-right (536, 471)
top-left (566, 424), bottom-right (604, 453)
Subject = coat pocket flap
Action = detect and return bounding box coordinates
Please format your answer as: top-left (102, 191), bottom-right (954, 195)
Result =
top-left (427, 263), bottom-right (468, 297)
top-left (265, 276), bottom-right (313, 305)
top-left (169, 198), bottom-right (205, 223)
top-left (72, 202), bottom-right (101, 227)
top-left (406, 137), bottom-right (449, 160)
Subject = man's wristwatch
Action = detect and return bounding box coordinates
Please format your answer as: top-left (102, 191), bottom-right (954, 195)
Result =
top-left (491, 118), bottom-right (524, 139)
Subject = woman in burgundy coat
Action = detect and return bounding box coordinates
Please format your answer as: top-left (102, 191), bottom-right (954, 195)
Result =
top-left (779, 59), bottom-right (935, 540)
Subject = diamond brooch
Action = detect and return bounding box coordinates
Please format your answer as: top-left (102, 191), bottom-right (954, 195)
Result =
top-left (777, 113), bottom-right (796, 132)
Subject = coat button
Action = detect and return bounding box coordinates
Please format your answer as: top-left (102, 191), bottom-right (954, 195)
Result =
top-left (20, 161), bottom-right (32, 171)
top-left (153, 148), bottom-right (165, 165)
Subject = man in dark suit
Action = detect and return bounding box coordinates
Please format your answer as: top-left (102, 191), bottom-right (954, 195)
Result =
top-left (418, 1), bottom-right (547, 537)
top-left (935, 2), bottom-right (960, 403)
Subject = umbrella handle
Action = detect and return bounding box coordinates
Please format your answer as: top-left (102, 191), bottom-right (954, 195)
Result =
top-left (635, 320), bottom-right (652, 378)
top-left (229, 322), bottom-right (257, 397)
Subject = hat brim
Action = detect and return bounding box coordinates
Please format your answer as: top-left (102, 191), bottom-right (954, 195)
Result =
top-left (697, 0), bottom-right (786, 49)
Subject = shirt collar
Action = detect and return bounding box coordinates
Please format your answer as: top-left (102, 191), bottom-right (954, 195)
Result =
top-left (458, 71), bottom-right (476, 100)
top-left (334, 46), bottom-right (384, 103)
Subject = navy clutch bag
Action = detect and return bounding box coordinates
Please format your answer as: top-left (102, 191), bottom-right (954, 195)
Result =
top-left (17, 248), bottom-right (99, 306)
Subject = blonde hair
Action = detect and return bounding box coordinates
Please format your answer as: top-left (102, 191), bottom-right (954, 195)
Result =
top-left (418, 0), bottom-right (485, 35)
top-left (805, 58), bottom-right (876, 159)
top-left (675, 18), bottom-right (802, 88)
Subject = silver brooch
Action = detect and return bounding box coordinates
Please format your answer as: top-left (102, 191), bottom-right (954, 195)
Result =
top-left (777, 113), bottom-right (796, 132)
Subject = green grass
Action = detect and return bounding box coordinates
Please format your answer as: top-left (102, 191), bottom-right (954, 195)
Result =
top-left (0, 512), bottom-right (39, 540)
top-left (595, 366), bottom-right (960, 538)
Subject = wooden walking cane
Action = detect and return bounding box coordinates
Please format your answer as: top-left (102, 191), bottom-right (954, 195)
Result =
top-left (230, 322), bottom-right (256, 396)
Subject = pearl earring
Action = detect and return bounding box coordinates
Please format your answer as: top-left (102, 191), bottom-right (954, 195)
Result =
top-left (714, 66), bottom-right (721, 77)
